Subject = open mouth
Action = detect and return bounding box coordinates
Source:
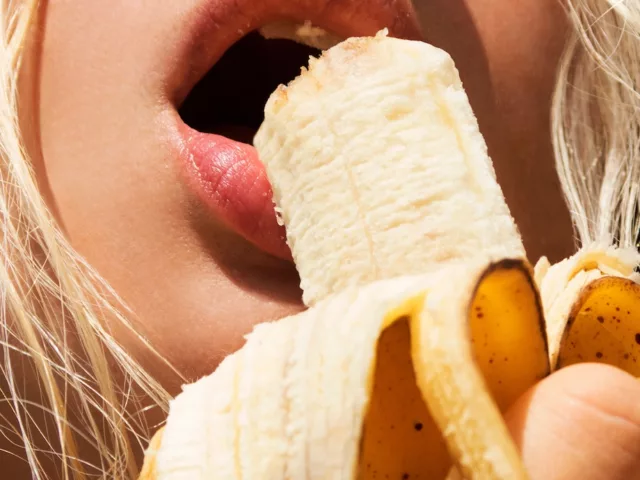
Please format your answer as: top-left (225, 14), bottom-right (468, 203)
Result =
top-left (172, 6), bottom-right (422, 262)
top-left (175, 26), bottom-right (335, 261)
top-left (179, 30), bottom-right (322, 145)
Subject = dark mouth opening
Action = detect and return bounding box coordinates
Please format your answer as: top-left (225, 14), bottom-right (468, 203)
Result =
top-left (179, 31), bottom-right (321, 144)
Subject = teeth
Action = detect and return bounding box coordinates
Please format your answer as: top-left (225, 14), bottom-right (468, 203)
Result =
top-left (139, 32), bottom-right (548, 480)
top-left (254, 30), bottom-right (524, 307)
top-left (259, 21), bottom-right (343, 51)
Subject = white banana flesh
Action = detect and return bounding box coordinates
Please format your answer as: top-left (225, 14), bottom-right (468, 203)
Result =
top-left (140, 32), bottom-right (539, 480)
top-left (254, 31), bottom-right (524, 306)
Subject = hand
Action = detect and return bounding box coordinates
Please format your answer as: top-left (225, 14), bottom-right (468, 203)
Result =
top-left (505, 363), bottom-right (640, 480)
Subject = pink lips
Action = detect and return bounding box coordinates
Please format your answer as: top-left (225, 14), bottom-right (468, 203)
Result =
top-left (180, 124), bottom-right (291, 260)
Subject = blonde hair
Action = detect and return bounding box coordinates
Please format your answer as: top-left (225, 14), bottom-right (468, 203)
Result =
top-left (0, 0), bottom-right (637, 479)
top-left (1, 2), bottom-right (176, 478)
top-left (553, 0), bottom-right (640, 248)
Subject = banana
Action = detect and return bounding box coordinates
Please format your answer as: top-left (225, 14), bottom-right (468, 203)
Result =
top-left (139, 31), bottom-right (549, 479)
top-left (254, 31), bottom-right (525, 307)
top-left (535, 243), bottom-right (640, 372)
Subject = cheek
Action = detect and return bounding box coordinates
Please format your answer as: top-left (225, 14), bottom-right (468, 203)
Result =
top-left (415, 0), bottom-right (573, 261)
top-left (34, 1), bottom-right (303, 385)
top-left (38, 1), bottom-right (183, 243)
top-left (38, 2), bottom-right (192, 336)
top-left (416, 0), bottom-right (567, 133)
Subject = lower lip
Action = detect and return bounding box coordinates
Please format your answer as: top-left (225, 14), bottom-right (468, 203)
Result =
top-left (176, 122), bottom-right (291, 260)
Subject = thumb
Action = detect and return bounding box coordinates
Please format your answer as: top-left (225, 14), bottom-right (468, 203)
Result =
top-left (505, 363), bottom-right (640, 480)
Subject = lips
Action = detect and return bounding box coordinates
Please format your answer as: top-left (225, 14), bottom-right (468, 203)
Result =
top-left (170, 0), bottom-right (423, 261)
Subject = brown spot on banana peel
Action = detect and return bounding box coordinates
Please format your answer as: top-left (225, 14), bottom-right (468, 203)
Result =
top-left (557, 276), bottom-right (640, 376)
top-left (408, 260), bottom-right (535, 480)
top-left (444, 259), bottom-right (548, 480)
top-left (404, 259), bottom-right (546, 479)
top-left (359, 318), bottom-right (450, 479)
top-left (469, 259), bottom-right (550, 412)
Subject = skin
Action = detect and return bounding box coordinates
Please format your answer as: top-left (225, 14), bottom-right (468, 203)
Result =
top-left (506, 364), bottom-right (640, 480)
top-left (12, 0), bottom-right (640, 477)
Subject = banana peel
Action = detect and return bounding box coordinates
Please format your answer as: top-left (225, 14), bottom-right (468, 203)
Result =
top-left (536, 245), bottom-right (640, 373)
top-left (141, 259), bottom-right (547, 479)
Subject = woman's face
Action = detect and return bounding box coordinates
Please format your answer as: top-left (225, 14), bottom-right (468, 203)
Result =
top-left (22, 0), bottom-right (573, 388)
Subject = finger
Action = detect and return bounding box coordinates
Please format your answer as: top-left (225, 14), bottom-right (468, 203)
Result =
top-left (505, 363), bottom-right (640, 480)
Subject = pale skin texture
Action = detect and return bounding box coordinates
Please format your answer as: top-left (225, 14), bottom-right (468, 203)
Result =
top-left (13, 0), bottom-right (640, 478)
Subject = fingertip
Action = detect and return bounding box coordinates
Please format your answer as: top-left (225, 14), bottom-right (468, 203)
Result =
top-left (505, 363), bottom-right (640, 480)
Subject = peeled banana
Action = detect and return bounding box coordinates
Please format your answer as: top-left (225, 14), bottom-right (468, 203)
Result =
top-left (139, 31), bottom-right (550, 480)
top-left (255, 31), bottom-right (525, 306)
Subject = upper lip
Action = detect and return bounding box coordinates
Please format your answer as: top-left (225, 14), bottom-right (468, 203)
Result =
top-left (165, 0), bottom-right (423, 261)
top-left (169, 0), bottom-right (423, 105)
